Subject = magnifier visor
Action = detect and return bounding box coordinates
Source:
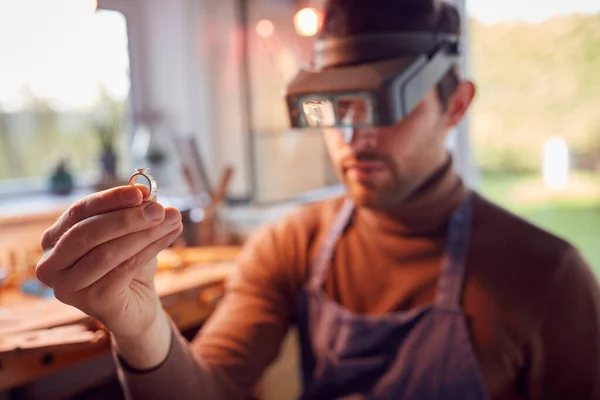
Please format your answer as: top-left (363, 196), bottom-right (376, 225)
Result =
top-left (300, 93), bottom-right (375, 128)
top-left (285, 33), bottom-right (461, 129)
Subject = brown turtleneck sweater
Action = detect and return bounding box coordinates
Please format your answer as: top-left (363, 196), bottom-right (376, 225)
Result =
top-left (114, 163), bottom-right (600, 400)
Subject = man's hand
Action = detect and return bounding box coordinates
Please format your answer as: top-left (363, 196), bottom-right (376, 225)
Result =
top-left (36, 185), bottom-right (183, 340)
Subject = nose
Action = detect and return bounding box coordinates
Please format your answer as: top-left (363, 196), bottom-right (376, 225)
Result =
top-left (340, 127), bottom-right (356, 144)
top-left (340, 127), bottom-right (379, 149)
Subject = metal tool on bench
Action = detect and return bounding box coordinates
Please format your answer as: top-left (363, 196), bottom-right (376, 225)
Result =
top-left (0, 246), bottom-right (51, 297)
top-left (172, 136), bottom-right (235, 247)
top-left (0, 324), bottom-right (108, 356)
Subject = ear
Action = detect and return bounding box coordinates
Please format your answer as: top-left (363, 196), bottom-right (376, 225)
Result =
top-left (444, 81), bottom-right (476, 128)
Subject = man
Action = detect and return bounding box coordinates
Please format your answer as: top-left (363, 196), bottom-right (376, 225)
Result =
top-left (36, 0), bottom-right (600, 399)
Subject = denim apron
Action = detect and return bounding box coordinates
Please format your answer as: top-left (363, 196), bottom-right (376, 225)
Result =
top-left (296, 194), bottom-right (489, 399)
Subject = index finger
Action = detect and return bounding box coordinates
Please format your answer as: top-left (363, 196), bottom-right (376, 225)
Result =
top-left (41, 185), bottom-right (146, 252)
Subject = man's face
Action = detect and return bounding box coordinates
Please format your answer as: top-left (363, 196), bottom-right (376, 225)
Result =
top-left (323, 83), bottom-right (474, 210)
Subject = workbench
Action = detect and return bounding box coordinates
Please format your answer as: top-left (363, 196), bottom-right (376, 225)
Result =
top-left (0, 248), bottom-right (239, 399)
top-left (0, 186), bottom-right (343, 399)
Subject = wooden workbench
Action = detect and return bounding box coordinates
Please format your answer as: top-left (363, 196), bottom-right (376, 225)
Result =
top-left (0, 250), bottom-right (239, 392)
top-left (0, 186), bottom-right (345, 399)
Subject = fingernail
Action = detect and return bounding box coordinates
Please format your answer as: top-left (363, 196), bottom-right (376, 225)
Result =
top-left (165, 211), bottom-right (180, 224)
top-left (143, 202), bottom-right (164, 221)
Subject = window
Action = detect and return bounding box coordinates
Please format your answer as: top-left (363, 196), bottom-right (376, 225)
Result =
top-left (0, 0), bottom-right (131, 194)
top-left (242, 0), bottom-right (470, 203)
top-left (468, 1), bottom-right (600, 275)
top-left (244, 0), bottom-right (336, 203)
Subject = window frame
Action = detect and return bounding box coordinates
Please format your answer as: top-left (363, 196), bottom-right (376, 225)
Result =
top-left (0, 2), bottom-right (135, 198)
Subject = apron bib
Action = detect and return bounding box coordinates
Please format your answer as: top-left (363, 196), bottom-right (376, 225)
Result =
top-left (295, 194), bottom-right (489, 399)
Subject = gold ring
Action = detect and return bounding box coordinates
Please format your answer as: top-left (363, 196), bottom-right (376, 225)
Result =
top-left (128, 168), bottom-right (157, 202)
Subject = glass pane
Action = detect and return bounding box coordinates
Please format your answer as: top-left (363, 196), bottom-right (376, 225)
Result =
top-left (253, 132), bottom-right (331, 202)
top-left (336, 95), bottom-right (372, 126)
top-left (469, 3), bottom-right (600, 276)
top-left (246, 0), bottom-right (336, 203)
top-left (0, 2), bottom-right (131, 188)
top-left (301, 99), bottom-right (335, 128)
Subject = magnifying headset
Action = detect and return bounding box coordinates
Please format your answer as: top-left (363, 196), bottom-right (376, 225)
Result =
top-left (284, 32), bottom-right (461, 143)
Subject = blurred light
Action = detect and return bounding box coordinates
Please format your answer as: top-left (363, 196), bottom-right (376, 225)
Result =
top-left (256, 19), bottom-right (275, 38)
top-left (190, 208), bottom-right (206, 223)
top-left (92, 0), bottom-right (98, 12)
top-left (294, 8), bottom-right (320, 37)
top-left (543, 137), bottom-right (569, 189)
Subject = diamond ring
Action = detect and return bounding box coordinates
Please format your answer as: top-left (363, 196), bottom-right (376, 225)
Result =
top-left (128, 168), bottom-right (157, 202)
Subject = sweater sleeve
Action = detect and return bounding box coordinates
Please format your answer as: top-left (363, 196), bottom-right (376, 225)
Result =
top-left (113, 221), bottom-right (299, 400)
top-left (527, 246), bottom-right (600, 399)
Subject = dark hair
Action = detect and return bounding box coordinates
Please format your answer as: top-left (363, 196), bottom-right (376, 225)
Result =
top-left (319, 0), bottom-right (461, 109)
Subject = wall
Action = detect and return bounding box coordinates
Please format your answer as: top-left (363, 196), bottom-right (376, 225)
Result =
top-left (98, 0), bottom-right (250, 198)
top-left (245, 0), bottom-right (337, 203)
top-left (446, 0), bottom-right (478, 185)
top-left (97, 0), bottom-right (342, 203)
top-left (98, 0), bottom-right (476, 202)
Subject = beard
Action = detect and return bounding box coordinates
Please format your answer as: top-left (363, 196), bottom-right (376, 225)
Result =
top-left (345, 176), bottom-right (418, 211)
top-left (340, 151), bottom-right (411, 209)
top-left (339, 148), bottom-right (444, 212)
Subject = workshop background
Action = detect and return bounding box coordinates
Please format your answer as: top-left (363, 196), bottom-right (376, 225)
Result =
top-left (0, 0), bottom-right (598, 399)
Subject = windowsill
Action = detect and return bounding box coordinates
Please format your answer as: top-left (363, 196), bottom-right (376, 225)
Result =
top-left (0, 189), bottom-right (194, 225)
top-left (218, 184), bottom-right (346, 237)
top-left (0, 183), bottom-right (347, 235)
top-left (0, 174), bottom-right (99, 198)
top-left (0, 189), bottom-right (93, 220)
top-left (0, 176), bottom-right (99, 225)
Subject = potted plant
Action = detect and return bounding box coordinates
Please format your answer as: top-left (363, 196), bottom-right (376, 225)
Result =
top-left (96, 119), bottom-right (118, 181)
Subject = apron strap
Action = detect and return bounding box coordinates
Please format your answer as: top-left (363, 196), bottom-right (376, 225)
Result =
top-left (308, 198), bottom-right (355, 289)
top-left (308, 193), bottom-right (473, 309)
top-left (435, 193), bottom-right (473, 310)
